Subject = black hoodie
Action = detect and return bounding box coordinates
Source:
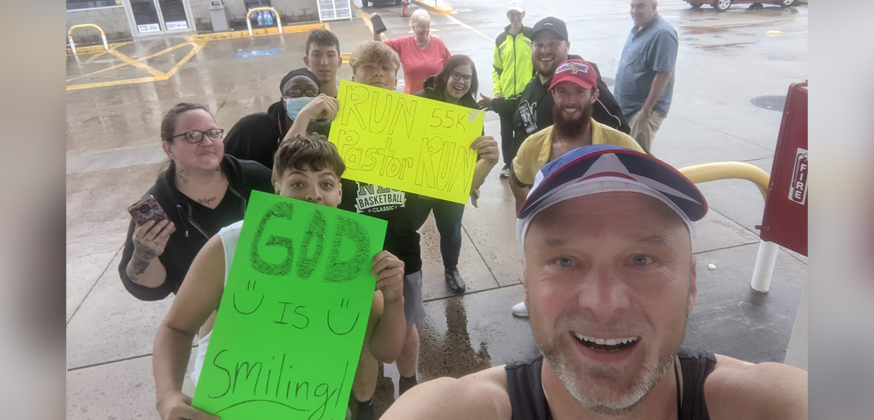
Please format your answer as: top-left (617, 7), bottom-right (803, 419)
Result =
top-left (224, 100), bottom-right (332, 169)
top-left (118, 155), bottom-right (273, 301)
top-left (223, 100), bottom-right (288, 170)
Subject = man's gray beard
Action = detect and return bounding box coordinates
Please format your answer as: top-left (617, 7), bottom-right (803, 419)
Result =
top-left (535, 306), bottom-right (689, 416)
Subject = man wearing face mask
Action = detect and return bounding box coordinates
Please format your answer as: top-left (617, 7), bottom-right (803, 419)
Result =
top-left (223, 68), bottom-right (325, 169)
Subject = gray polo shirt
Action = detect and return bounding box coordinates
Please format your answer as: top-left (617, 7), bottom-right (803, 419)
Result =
top-left (614, 14), bottom-right (678, 118)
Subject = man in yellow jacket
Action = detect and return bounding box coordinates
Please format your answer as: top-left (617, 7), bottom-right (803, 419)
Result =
top-left (489, 0), bottom-right (534, 178)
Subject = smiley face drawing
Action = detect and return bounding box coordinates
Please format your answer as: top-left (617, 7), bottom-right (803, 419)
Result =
top-left (232, 279), bottom-right (264, 315)
top-left (326, 298), bottom-right (360, 336)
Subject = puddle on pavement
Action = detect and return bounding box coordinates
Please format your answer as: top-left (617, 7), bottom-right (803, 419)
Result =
top-left (696, 42), bottom-right (754, 51)
top-left (751, 95), bottom-right (786, 111)
top-left (417, 297), bottom-right (493, 380)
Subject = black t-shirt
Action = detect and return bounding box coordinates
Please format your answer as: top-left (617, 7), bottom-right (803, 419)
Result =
top-left (339, 179), bottom-right (422, 275)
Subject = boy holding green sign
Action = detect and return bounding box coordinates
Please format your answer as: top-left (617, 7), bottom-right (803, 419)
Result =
top-left (152, 134), bottom-right (407, 420)
top-left (285, 42), bottom-right (500, 404)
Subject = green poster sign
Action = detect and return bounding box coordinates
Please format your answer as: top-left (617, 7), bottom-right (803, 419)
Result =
top-left (192, 191), bottom-right (387, 420)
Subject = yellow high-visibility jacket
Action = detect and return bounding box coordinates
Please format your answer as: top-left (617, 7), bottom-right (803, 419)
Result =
top-left (491, 25), bottom-right (535, 97)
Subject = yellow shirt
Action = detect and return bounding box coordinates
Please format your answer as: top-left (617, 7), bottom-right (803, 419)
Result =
top-left (511, 121), bottom-right (645, 186)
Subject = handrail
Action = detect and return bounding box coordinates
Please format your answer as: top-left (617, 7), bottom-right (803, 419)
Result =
top-left (678, 161), bottom-right (777, 293)
top-left (68, 24), bottom-right (109, 54)
top-left (679, 161), bottom-right (770, 200)
top-left (246, 7), bottom-right (283, 36)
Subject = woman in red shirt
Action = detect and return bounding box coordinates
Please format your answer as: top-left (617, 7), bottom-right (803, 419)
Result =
top-left (371, 9), bottom-right (452, 94)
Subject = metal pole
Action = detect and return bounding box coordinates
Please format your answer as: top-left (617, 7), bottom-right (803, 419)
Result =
top-left (750, 240), bottom-right (779, 293)
top-left (68, 36), bottom-right (77, 55)
top-left (101, 33), bottom-right (109, 50)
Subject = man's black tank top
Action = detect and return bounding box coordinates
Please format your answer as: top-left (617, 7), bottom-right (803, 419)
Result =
top-left (505, 347), bottom-right (717, 420)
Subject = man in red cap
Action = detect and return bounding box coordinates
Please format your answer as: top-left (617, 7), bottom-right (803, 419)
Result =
top-left (510, 59), bottom-right (643, 209)
top-left (506, 59), bottom-right (643, 318)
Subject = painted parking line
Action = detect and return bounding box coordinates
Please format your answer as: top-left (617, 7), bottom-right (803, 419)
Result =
top-left (67, 40), bottom-right (202, 91)
top-left (66, 23), bottom-right (324, 91)
top-left (106, 48), bottom-right (166, 78)
top-left (67, 42), bottom-right (194, 83)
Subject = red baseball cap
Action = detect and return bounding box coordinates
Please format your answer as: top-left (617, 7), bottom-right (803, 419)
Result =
top-left (549, 59), bottom-right (598, 92)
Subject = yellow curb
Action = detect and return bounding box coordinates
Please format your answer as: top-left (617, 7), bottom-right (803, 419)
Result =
top-left (188, 22), bottom-right (325, 41)
top-left (66, 42), bottom-right (130, 55)
top-left (411, 0), bottom-right (454, 15)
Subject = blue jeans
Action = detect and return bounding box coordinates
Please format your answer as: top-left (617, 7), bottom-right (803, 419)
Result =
top-left (413, 197), bottom-right (464, 268)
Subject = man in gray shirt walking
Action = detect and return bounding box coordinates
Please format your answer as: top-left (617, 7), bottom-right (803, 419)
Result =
top-left (614, 0), bottom-right (677, 154)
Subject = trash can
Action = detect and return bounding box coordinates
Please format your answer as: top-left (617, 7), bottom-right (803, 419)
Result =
top-left (209, 0), bottom-right (231, 32)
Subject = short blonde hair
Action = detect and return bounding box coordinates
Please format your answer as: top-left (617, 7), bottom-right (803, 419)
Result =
top-left (349, 41), bottom-right (401, 75)
top-left (411, 9), bottom-right (431, 26)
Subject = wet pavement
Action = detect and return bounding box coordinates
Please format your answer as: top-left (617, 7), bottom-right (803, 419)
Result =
top-left (66, 1), bottom-right (807, 418)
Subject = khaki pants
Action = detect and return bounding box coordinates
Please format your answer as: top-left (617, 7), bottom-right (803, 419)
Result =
top-left (628, 111), bottom-right (666, 154)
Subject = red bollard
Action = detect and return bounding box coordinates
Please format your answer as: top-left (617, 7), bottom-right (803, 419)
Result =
top-left (402, 0), bottom-right (411, 17)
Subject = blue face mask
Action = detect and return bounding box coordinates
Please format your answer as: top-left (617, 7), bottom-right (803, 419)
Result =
top-left (285, 97), bottom-right (315, 120)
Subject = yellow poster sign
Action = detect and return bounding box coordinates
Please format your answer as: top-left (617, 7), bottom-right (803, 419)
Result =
top-left (327, 80), bottom-right (486, 204)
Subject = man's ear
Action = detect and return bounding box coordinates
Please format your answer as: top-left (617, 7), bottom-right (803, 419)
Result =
top-left (521, 11), bottom-right (526, 19)
top-left (590, 89), bottom-right (600, 104)
top-left (303, 54), bottom-right (311, 68)
top-left (337, 54), bottom-right (344, 68)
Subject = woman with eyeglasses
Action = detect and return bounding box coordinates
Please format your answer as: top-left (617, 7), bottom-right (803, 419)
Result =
top-left (413, 55), bottom-right (499, 294)
top-left (223, 68), bottom-right (325, 169)
top-left (118, 103), bottom-right (274, 301)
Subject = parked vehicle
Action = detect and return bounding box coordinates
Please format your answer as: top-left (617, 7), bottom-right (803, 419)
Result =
top-left (363, 0), bottom-right (403, 7)
top-left (687, 0), bottom-right (797, 11)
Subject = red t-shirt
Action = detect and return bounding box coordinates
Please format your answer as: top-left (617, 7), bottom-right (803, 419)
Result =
top-left (385, 35), bottom-right (452, 94)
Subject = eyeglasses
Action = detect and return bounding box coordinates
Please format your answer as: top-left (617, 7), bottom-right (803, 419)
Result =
top-left (283, 87), bottom-right (320, 98)
top-left (172, 129), bottom-right (224, 144)
top-left (449, 71), bottom-right (473, 84)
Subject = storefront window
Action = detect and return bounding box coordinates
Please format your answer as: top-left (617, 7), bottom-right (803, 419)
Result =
top-left (67, 0), bottom-right (122, 11)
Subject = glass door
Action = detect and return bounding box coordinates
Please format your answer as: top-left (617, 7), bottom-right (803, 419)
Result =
top-left (130, 0), bottom-right (162, 34)
top-left (128, 0), bottom-right (191, 35)
top-left (158, 0), bottom-right (190, 31)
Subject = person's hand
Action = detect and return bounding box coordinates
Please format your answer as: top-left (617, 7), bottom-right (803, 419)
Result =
top-left (470, 136), bottom-right (499, 165)
top-left (299, 94), bottom-right (340, 122)
top-left (371, 251), bottom-right (404, 304)
top-left (469, 187), bottom-right (480, 207)
top-left (157, 391), bottom-right (218, 420)
top-left (641, 107), bottom-right (653, 118)
top-left (477, 93), bottom-right (494, 111)
top-left (132, 219), bottom-right (175, 260)
top-left (495, 93), bottom-right (504, 99)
